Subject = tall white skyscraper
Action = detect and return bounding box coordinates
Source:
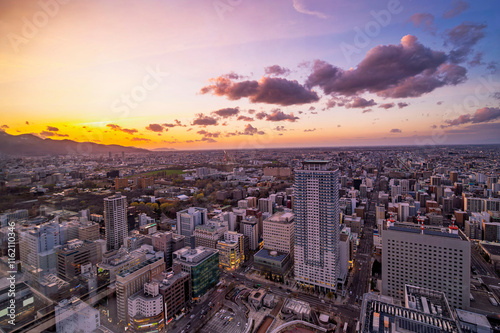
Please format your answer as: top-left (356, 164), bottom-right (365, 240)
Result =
top-left (104, 193), bottom-right (128, 251)
top-left (294, 160), bottom-right (340, 293)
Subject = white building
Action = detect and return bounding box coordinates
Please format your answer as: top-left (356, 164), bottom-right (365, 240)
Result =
top-left (294, 160), bottom-right (340, 293)
top-left (176, 207), bottom-right (207, 247)
top-left (104, 193), bottom-right (128, 251)
top-left (258, 198), bottom-right (274, 215)
top-left (382, 224), bottom-right (470, 309)
top-left (240, 216), bottom-right (259, 251)
top-left (55, 297), bottom-right (100, 333)
top-left (20, 219), bottom-right (61, 275)
top-left (398, 202), bottom-right (410, 222)
top-left (128, 282), bottom-right (164, 320)
top-left (263, 212), bottom-right (294, 255)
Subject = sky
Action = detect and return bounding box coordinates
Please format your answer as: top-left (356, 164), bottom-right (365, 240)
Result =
top-left (1, 0), bottom-right (499, 150)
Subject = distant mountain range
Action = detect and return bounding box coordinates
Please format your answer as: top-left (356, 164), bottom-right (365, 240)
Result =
top-left (0, 132), bottom-right (150, 155)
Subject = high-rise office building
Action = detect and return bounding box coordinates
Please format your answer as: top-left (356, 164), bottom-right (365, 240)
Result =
top-left (19, 219), bottom-right (61, 276)
top-left (104, 193), bottom-right (128, 251)
top-left (173, 247), bottom-right (219, 298)
top-left (176, 207), bottom-right (207, 247)
top-left (294, 160), bottom-right (340, 293)
top-left (116, 256), bottom-right (165, 323)
top-left (240, 216), bottom-right (259, 251)
top-left (382, 224), bottom-right (470, 309)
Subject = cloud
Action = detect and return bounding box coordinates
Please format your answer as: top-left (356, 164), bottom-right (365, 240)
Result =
top-left (163, 119), bottom-right (186, 128)
top-left (197, 130), bottom-right (221, 138)
top-left (444, 107), bottom-right (500, 127)
top-left (212, 107), bottom-right (240, 118)
top-left (222, 72), bottom-right (243, 80)
top-left (248, 109), bottom-right (256, 114)
top-left (265, 109), bottom-right (299, 122)
top-left (237, 115), bottom-right (254, 121)
top-left (39, 131), bottom-right (55, 137)
top-left (255, 112), bottom-right (267, 120)
top-left (274, 126), bottom-right (287, 131)
top-left (201, 76), bottom-right (319, 106)
top-left (409, 13), bottom-right (437, 34)
top-left (437, 101), bottom-right (443, 105)
top-left (304, 128), bottom-right (316, 132)
top-left (265, 65), bottom-right (291, 76)
top-left (1, 125), bottom-right (9, 130)
top-left (131, 137), bottom-right (151, 142)
top-left (379, 103), bottom-right (395, 109)
top-left (243, 124), bottom-right (265, 135)
top-left (309, 106), bottom-right (316, 111)
top-left (55, 133), bottom-right (69, 137)
top-left (106, 124), bottom-right (138, 135)
top-left (345, 97), bottom-right (377, 109)
top-left (445, 23), bottom-right (486, 64)
top-left (443, 0), bottom-right (469, 18)
top-left (226, 124), bottom-right (265, 136)
top-left (362, 109), bottom-right (373, 113)
top-left (201, 137), bottom-right (217, 143)
top-left (305, 35), bottom-right (466, 99)
top-left (291, 0), bottom-right (328, 19)
top-left (146, 124), bottom-right (165, 132)
top-left (25, 121), bottom-right (29, 125)
top-left (390, 128), bottom-right (402, 133)
top-left (192, 114), bottom-right (218, 126)
top-left (398, 102), bottom-right (409, 108)
top-left (46, 126), bottom-right (59, 132)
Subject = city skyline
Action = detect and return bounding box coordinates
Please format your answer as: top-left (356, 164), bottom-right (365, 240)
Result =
top-left (1, 0), bottom-right (500, 150)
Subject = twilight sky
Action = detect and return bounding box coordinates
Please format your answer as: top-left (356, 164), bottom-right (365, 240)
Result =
top-left (1, 0), bottom-right (499, 150)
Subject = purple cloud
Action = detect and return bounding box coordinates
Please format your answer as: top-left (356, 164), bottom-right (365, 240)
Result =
top-left (390, 128), bottom-right (402, 133)
top-left (46, 126), bottom-right (59, 132)
top-left (265, 110), bottom-right (299, 122)
top-left (409, 13), bottom-right (437, 34)
top-left (443, 0), bottom-right (469, 19)
top-left (192, 114), bottom-right (218, 126)
top-left (306, 35), bottom-right (466, 99)
top-left (237, 115), bottom-right (254, 121)
top-left (212, 107), bottom-right (240, 118)
top-left (146, 124), bottom-right (164, 132)
top-left (346, 97), bottom-right (377, 109)
top-left (201, 76), bottom-right (319, 106)
top-left (444, 107), bottom-right (500, 126)
top-left (398, 102), bottom-right (409, 108)
top-left (379, 103), bottom-right (395, 109)
top-left (265, 65), bottom-right (291, 76)
top-left (445, 23), bottom-right (486, 64)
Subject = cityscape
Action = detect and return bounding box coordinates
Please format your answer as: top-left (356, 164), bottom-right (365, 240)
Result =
top-left (1, 1), bottom-right (500, 333)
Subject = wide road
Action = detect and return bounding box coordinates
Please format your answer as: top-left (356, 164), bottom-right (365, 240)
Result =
top-left (471, 243), bottom-right (497, 277)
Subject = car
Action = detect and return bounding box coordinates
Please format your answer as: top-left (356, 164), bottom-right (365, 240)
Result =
top-left (190, 315), bottom-right (195, 319)
top-left (321, 300), bottom-right (325, 303)
top-left (237, 322), bottom-right (241, 326)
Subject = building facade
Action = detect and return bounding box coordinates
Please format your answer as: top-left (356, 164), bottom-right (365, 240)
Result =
top-left (382, 224), bottom-right (470, 309)
top-left (104, 193), bottom-right (128, 251)
top-left (294, 160), bottom-right (341, 293)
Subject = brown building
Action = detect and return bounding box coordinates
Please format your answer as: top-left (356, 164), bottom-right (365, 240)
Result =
top-left (78, 220), bottom-right (100, 241)
top-left (137, 177), bottom-right (154, 189)
top-left (115, 177), bottom-right (129, 190)
top-left (152, 263), bottom-right (191, 323)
